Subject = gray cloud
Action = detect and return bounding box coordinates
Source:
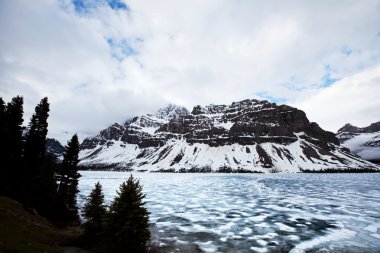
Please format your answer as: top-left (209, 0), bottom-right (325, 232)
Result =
top-left (1, 0), bottom-right (379, 143)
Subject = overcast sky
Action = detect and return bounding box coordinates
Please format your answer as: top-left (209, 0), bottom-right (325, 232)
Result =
top-left (1, 0), bottom-right (380, 143)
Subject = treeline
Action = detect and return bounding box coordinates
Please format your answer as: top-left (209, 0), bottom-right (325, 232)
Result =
top-left (0, 96), bottom-right (80, 224)
top-left (300, 168), bottom-right (380, 173)
top-left (0, 96), bottom-right (153, 252)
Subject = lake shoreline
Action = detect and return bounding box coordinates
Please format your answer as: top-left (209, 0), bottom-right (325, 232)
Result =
top-left (78, 166), bottom-right (380, 173)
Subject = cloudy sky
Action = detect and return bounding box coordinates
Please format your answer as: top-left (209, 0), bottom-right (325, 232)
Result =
top-left (1, 0), bottom-right (380, 143)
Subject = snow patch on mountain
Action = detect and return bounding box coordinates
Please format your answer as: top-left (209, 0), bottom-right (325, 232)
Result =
top-left (337, 121), bottom-right (380, 163)
top-left (155, 104), bottom-right (189, 120)
top-left (341, 132), bottom-right (380, 161)
top-left (79, 135), bottom-right (376, 172)
top-left (79, 100), bottom-right (379, 172)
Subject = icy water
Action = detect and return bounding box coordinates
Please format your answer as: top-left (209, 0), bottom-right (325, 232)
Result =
top-left (78, 172), bottom-right (380, 253)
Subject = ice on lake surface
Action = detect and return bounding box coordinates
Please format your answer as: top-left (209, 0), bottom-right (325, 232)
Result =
top-left (78, 172), bottom-right (380, 253)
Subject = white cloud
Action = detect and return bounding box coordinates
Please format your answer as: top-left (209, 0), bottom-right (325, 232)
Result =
top-left (0, 0), bottom-right (379, 142)
top-left (294, 65), bottom-right (380, 132)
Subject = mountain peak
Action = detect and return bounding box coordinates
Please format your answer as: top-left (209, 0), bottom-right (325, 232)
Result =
top-left (79, 98), bottom-right (379, 172)
top-left (337, 120), bottom-right (380, 163)
top-left (155, 104), bottom-right (189, 119)
top-left (338, 121), bottom-right (380, 134)
top-left (191, 98), bottom-right (270, 115)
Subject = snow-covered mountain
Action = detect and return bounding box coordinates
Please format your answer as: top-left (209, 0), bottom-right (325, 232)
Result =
top-left (79, 99), bottom-right (379, 172)
top-left (46, 138), bottom-right (65, 159)
top-left (337, 122), bottom-right (380, 164)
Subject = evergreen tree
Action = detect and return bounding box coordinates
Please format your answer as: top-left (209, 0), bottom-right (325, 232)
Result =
top-left (0, 97), bottom-right (7, 194)
top-left (106, 175), bottom-right (150, 253)
top-left (5, 96), bottom-right (24, 162)
top-left (58, 134), bottom-right (80, 223)
top-left (24, 97), bottom-right (50, 165)
top-left (23, 97), bottom-right (57, 215)
top-left (83, 182), bottom-right (107, 238)
top-left (0, 98), bottom-right (5, 137)
top-left (0, 96), bottom-right (24, 198)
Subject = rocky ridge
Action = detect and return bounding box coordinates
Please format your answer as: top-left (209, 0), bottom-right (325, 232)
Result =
top-left (46, 138), bottom-right (65, 159)
top-left (337, 122), bottom-right (380, 163)
top-left (79, 99), bottom-right (379, 172)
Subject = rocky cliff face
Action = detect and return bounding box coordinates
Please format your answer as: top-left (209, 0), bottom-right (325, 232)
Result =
top-left (79, 99), bottom-right (379, 172)
top-left (81, 104), bottom-right (189, 150)
top-left (46, 138), bottom-right (65, 159)
top-left (337, 122), bottom-right (380, 163)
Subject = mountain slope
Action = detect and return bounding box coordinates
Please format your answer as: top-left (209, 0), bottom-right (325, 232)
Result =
top-left (79, 100), bottom-right (379, 172)
top-left (337, 122), bottom-right (380, 164)
top-left (46, 138), bottom-right (65, 159)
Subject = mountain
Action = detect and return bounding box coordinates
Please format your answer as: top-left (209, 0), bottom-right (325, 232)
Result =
top-left (79, 99), bottom-right (379, 172)
top-left (337, 122), bottom-right (380, 164)
top-left (46, 138), bottom-right (65, 159)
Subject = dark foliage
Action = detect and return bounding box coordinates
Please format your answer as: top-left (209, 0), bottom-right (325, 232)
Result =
top-left (57, 134), bottom-right (81, 223)
top-left (0, 96), bottom-right (81, 225)
top-left (22, 97), bottom-right (59, 219)
top-left (82, 182), bottom-right (107, 241)
top-left (105, 175), bottom-right (151, 253)
top-left (24, 97), bottom-right (50, 166)
top-left (0, 98), bottom-right (8, 195)
top-left (0, 96), bottom-right (24, 199)
top-left (300, 168), bottom-right (380, 173)
top-left (1, 96), bottom-right (154, 252)
top-left (81, 177), bottom-right (151, 253)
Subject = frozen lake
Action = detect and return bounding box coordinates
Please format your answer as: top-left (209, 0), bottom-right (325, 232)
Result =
top-left (78, 172), bottom-right (380, 253)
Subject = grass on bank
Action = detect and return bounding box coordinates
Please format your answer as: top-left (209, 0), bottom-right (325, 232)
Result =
top-left (0, 195), bottom-right (87, 253)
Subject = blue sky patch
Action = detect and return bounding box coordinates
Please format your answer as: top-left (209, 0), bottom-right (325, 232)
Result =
top-left (256, 91), bottom-right (287, 105)
top-left (106, 0), bottom-right (128, 10)
top-left (71, 0), bottom-right (128, 14)
top-left (107, 38), bottom-right (136, 61)
top-left (72, 0), bottom-right (89, 13)
top-left (321, 64), bottom-right (338, 87)
top-left (321, 76), bottom-right (337, 87)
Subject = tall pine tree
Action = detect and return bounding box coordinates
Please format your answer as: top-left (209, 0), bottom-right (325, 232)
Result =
top-left (0, 97), bottom-right (7, 194)
top-left (58, 134), bottom-right (80, 223)
top-left (0, 98), bottom-right (6, 139)
top-left (106, 175), bottom-right (151, 253)
top-left (0, 96), bottom-right (24, 198)
top-left (23, 97), bottom-right (57, 216)
top-left (24, 97), bottom-right (50, 166)
top-left (83, 182), bottom-right (107, 240)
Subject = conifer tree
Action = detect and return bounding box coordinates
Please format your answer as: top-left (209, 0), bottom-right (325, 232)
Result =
top-left (5, 96), bottom-right (24, 162)
top-left (0, 97), bottom-right (5, 137)
top-left (83, 182), bottom-right (107, 237)
top-left (0, 98), bottom-right (7, 194)
top-left (23, 97), bottom-right (57, 215)
top-left (24, 97), bottom-right (50, 165)
top-left (107, 175), bottom-right (150, 253)
top-left (58, 134), bottom-right (80, 223)
top-left (0, 96), bottom-right (24, 198)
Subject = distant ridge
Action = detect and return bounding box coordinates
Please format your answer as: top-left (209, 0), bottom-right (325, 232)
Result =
top-left (79, 99), bottom-right (379, 172)
top-left (337, 121), bottom-right (380, 164)
top-left (46, 138), bottom-right (65, 159)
